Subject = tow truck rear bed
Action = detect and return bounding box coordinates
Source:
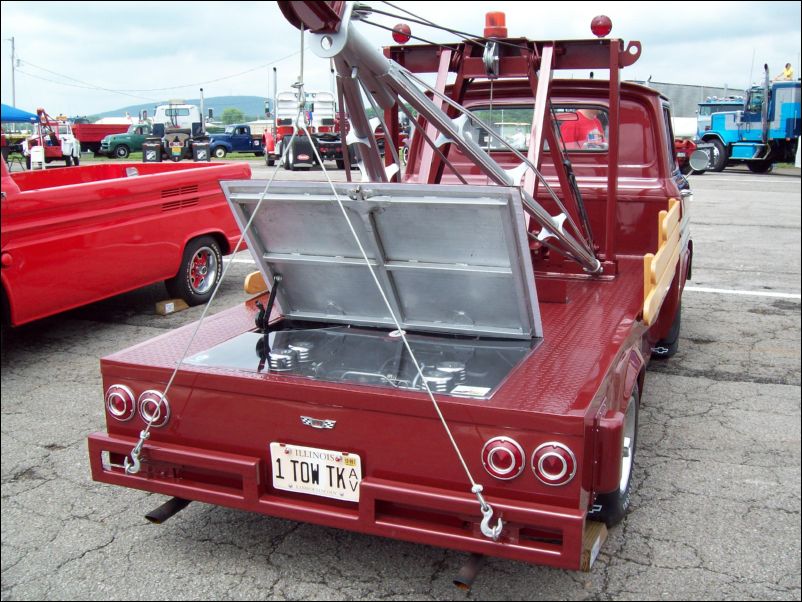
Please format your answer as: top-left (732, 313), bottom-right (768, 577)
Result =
top-left (88, 254), bottom-right (644, 570)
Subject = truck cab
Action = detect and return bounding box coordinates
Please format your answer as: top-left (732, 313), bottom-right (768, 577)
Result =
top-left (208, 124), bottom-right (264, 158)
top-left (152, 103), bottom-right (202, 131)
top-left (99, 123), bottom-right (153, 158)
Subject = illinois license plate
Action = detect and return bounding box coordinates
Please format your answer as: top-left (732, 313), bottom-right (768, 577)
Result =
top-left (270, 443), bottom-right (362, 502)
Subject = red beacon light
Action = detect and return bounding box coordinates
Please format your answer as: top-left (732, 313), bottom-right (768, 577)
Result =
top-left (590, 15), bottom-right (613, 38)
top-left (392, 23), bottom-right (412, 44)
top-left (484, 11), bottom-right (508, 38)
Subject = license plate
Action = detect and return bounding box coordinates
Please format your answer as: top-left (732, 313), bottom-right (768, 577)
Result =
top-left (171, 146), bottom-right (182, 156)
top-left (270, 443), bottom-right (362, 502)
top-left (677, 152), bottom-right (686, 158)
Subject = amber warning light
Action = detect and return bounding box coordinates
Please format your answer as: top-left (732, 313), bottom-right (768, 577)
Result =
top-left (591, 15), bottom-right (613, 38)
top-left (484, 11), bottom-right (508, 38)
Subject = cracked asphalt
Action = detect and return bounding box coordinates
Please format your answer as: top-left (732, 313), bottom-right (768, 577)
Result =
top-left (2, 164), bottom-right (800, 600)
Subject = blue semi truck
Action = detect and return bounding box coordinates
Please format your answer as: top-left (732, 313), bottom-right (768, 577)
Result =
top-left (698, 67), bottom-right (800, 173)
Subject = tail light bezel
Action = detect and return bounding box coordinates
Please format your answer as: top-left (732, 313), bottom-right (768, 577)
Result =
top-left (105, 384), bottom-right (136, 422)
top-left (481, 436), bottom-right (526, 481)
top-left (532, 441), bottom-right (577, 487)
top-left (137, 389), bottom-right (171, 428)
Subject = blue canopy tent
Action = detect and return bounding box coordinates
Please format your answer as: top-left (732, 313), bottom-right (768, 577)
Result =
top-left (1, 103), bottom-right (38, 123)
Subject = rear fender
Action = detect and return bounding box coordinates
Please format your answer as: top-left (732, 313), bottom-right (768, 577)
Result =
top-left (595, 348), bottom-right (644, 494)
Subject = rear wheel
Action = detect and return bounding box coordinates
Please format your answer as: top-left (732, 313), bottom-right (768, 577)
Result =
top-left (64, 155), bottom-right (73, 167)
top-left (165, 236), bottom-right (222, 306)
top-left (747, 158), bottom-right (773, 173)
top-left (589, 388), bottom-right (639, 527)
top-left (336, 158), bottom-right (345, 169)
top-left (709, 138), bottom-right (727, 172)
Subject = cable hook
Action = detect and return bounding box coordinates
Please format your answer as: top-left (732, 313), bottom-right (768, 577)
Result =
top-left (124, 430), bottom-right (150, 475)
top-left (472, 485), bottom-right (503, 541)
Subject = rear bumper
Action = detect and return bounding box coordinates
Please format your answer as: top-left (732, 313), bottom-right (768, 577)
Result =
top-left (88, 431), bottom-right (588, 569)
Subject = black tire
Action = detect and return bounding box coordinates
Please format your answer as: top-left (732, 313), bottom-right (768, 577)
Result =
top-left (287, 143), bottom-right (297, 171)
top-left (165, 236), bottom-right (223, 306)
top-left (63, 155), bottom-right (73, 167)
top-left (652, 300), bottom-right (681, 359)
top-left (589, 388), bottom-right (639, 527)
top-left (72, 154), bottom-right (80, 166)
top-left (281, 140), bottom-right (291, 171)
top-left (708, 138), bottom-right (727, 172)
top-left (679, 162), bottom-right (693, 175)
top-left (25, 155), bottom-right (31, 170)
top-left (212, 146), bottom-right (227, 159)
top-left (115, 145), bottom-right (130, 159)
top-left (747, 158), bottom-right (773, 173)
top-left (266, 154), bottom-right (275, 167)
top-left (335, 158), bottom-right (345, 169)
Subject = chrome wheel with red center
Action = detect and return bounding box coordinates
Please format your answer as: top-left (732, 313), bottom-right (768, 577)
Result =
top-left (165, 236), bottom-right (223, 306)
top-left (190, 246), bottom-right (219, 295)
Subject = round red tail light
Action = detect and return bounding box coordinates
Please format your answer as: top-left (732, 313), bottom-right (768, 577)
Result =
top-left (532, 442), bottom-right (576, 486)
top-left (392, 23), bottom-right (411, 44)
top-left (138, 390), bottom-right (170, 428)
top-left (105, 384), bottom-right (136, 422)
top-left (482, 436), bottom-right (525, 480)
top-left (590, 15), bottom-right (613, 38)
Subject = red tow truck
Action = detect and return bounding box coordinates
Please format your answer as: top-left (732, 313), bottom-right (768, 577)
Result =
top-left (23, 108), bottom-right (82, 168)
top-left (1, 158), bottom-right (250, 335)
top-left (88, 4), bottom-right (691, 577)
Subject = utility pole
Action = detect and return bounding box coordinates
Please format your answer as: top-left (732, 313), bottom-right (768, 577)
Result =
top-left (9, 36), bottom-right (16, 106)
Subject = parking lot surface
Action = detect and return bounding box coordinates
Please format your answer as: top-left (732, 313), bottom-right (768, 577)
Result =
top-left (2, 163), bottom-right (800, 600)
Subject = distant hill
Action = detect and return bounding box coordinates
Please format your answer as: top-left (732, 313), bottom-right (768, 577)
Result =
top-left (87, 96), bottom-right (270, 121)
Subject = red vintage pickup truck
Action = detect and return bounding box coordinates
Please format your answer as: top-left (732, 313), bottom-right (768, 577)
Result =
top-left (1, 159), bottom-right (250, 333)
top-left (88, 4), bottom-right (691, 580)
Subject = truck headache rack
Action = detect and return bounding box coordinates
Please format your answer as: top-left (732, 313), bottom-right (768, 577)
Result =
top-left (222, 180), bottom-right (542, 339)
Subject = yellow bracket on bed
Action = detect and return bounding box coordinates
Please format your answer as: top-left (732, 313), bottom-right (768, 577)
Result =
top-left (643, 198), bottom-right (681, 326)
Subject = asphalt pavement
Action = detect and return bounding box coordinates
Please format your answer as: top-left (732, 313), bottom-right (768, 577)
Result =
top-left (1, 162), bottom-right (800, 600)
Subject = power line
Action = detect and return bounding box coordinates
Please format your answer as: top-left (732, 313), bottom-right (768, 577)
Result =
top-left (18, 48), bottom-right (304, 96)
top-left (15, 69), bottom-right (158, 102)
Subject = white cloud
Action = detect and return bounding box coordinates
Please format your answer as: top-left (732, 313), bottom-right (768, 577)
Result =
top-left (1, 1), bottom-right (799, 114)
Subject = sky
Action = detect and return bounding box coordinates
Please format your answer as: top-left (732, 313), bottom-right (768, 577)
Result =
top-left (1, 1), bottom-right (800, 116)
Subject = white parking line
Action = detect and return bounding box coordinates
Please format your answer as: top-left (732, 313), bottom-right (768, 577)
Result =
top-left (690, 177), bottom-right (801, 184)
top-left (685, 286), bottom-right (801, 300)
top-left (225, 257), bottom-right (257, 264)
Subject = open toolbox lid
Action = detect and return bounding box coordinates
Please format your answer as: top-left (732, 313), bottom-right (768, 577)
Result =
top-left (222, 180), bottom-right (542, 340)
